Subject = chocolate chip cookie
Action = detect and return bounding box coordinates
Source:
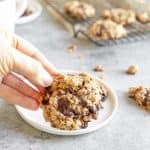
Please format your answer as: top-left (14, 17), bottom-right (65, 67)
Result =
top-left (128, 86), bottom-right (150, 111)
top-left (41, 73), bottom-right (107, 130)
top-left (64, 1), bottom-right (95, 20)
top-left (89, 19), bottom-right (127, 40)
top-left (102, 8), bottom-right (136, 26)
top-left (136, 12), bottom-right (150, 24)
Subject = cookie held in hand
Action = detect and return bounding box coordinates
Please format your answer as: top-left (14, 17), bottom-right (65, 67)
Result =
top-left (40, 73), bottom-right (108, 130)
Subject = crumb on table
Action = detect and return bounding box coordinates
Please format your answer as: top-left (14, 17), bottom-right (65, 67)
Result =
top-left (67, 44), bottom-right (76, 53)
top-left (94, 65), bottom-right (104, 72)
top-left (126, 65), bottom-right (139, 75)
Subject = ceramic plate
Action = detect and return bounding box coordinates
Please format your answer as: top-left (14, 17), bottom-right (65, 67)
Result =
top-left (15, 70), bottom-right (118, 135)
top-left (16, 0), bottom-right (28, 18)
top-left (16, 0), bottom-right (42, 24)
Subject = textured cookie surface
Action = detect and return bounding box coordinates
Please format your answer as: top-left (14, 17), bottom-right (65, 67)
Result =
top-left (136, 12), bottom-right (150, 24)
top-left (128, 86), bottom-right (150, 111)
top-left (89, 19), bottom-right (127, 40)
top-left (64, 1), bottom-right (95, 20)
top-left (41, 73), bottom-right (107, 130)
top-left (102, 8), bottom-right (136, 26)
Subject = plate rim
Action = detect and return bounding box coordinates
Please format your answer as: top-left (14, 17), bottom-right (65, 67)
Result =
top-left (15, 70), bottom-right (118, 135)
top-left (16, 0), bottom-right (42, 24)
top-left (16, 0), bottom-right (28, 18)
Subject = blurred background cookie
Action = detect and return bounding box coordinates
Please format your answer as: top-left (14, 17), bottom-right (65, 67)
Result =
top-left (102, 8), bottom-right (136, 26)
top-left (64, 1), bottom-right (95, 20)
top-left (89, 19), bottom-right (127, 40)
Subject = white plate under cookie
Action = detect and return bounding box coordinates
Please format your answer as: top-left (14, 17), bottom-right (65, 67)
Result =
top-left (16, 0), bottom-right (42, 24)
top-left (15, 70), bottom-right (118, 135)
top-left (16, 0), bottom-right (28, 18)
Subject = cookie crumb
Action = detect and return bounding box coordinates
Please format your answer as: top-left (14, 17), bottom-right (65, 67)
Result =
top-left (67, 44), bottom-right (76, 53)
top-left (126, 65), bottom-right (139, 75)
top-left (94, 65), bottom-right (104, 72)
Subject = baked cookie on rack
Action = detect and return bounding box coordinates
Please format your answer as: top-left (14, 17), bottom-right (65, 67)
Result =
top-left (64, 1), bottom-right (95, 20)
top-left (89, 19), bottom-right (127, 40)
top-left (136, 12), bottom-right (150, 24)
top-left (128, 86), bottom-right (150, 111)
top-left (41, 73), bottom-right (107, 130)
top-left (102, 8), bottom-right (136, 26)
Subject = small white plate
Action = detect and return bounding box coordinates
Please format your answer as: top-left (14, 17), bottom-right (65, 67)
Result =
top-left (16, 0), bottom-right (28, 18)
top-left (16, 1), bottom-right (42, 24)
top-left (15, 71), bottom-right (118, 135)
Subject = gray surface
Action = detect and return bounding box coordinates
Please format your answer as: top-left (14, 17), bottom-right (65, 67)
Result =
top-left (1, 7), bottom-right (150, 150)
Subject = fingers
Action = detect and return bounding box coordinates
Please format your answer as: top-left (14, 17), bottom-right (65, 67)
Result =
top-left (11, 48), bottom-right (52, 87)
top-left (13, 35), bottom-right (60, 76)
top-left (2, 73), bottom-right (41, 100)
top-left (0, 84), bottom-right (39, 110)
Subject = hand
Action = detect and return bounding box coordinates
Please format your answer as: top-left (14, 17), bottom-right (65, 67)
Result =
top-left (0, 30), bottom-right (59, 110)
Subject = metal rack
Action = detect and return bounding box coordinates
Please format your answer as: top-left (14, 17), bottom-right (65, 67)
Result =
top-left (43, 0), bottom-right (150, 46)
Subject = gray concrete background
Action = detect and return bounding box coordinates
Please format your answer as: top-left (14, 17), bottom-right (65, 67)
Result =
top-left (0, 7), bottom-right (150, 150)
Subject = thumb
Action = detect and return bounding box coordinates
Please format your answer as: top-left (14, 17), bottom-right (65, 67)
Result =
top-left (11, 48), bottom-right (52, 87)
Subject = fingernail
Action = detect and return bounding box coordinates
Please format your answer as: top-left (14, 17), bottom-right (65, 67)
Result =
top-left (41, 71), bottom-right (52, 87)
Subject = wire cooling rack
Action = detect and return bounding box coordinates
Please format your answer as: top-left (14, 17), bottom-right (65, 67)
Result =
top-left (43, 0), bottom-right (150, 46)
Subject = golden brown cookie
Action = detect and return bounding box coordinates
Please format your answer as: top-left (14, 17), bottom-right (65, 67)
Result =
top-left (41, 73), bottom-right (107, 130)
top-left (102, 8), bottom-right (136, 26)
top-left (89, 19), bottom-right (127, 40)
top-left (128, 86), bottom-right (150, 111)
top-left (64, 1), bottom-right (95, 20)
top-left (136, 12), bottom-right (150, 24)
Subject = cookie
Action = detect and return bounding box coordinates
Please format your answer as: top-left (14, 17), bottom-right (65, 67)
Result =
top-left (64, 1), bottom-right (95, 20)
top-left (102, 8), bottom-right (136, 26)
top-left (41, 73), bottom-right (107, 130)
top-left (89, 19), bottom-right (127, 40)
top-left (136, 12), bottom-right (150, 24)
top-left (128, 86), bottom-right (150, 111)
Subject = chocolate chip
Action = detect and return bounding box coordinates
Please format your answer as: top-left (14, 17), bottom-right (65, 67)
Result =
top-left (81, 122), bottom-right (88, 129)
top-left (96, 104), bottom-right (100, 110)
top-left (66, 88), bottom-right (73, 94)
top-left (42, 99), bottom-right (49, 105)
top-left (45, 86), bottom-right (52, 93)
top-left (66, 9), bottom-right (71, 15)
top-left (143, 91), bottom-right (150, 106)
top-left (82, 81), bottom-right (85, 86)
top-left (78, 98), bottom-right (87, 107)
top-left (88, 106), bottom-right (97, 114)
top-left (57, 98), bottom-right (74, 116)
top-left (63, 110), bottom-right (74, 116)
top-left (101, 94), bottom-right (107, 102)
